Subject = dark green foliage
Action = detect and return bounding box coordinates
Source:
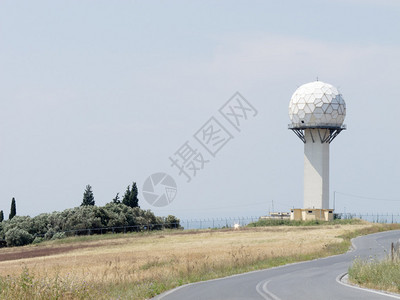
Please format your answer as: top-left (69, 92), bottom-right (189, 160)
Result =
top-left (131, 182), bottom-right (139, 207)
top-left (81, 185), bottom-right (95, 206)
top-left (5, 228), bottom-right (33, 246)
top-left (122, 182), bottom-right (139, 208)
top-left (165, 215), bottom-right (181, 229)
top-left (2, 216), bottom-right (36, 239)
top-left (112, 193), bottom-right (120, 204)
top-left (9, 198), bottom-right (16, 220)
top-left (32, 236), bottom-right (44, 244)
top-left (122, 185), bottom-right (131, 207)
top-left (0, 203), bottom-right (180, 247)
top-left (0, 210), bottom-right (3, 222)
top-left (51, 232), bottom-right (66, 240)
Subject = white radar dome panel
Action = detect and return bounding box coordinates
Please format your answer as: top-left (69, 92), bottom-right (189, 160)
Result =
top-left (289, 81), bottom-right (346, 127)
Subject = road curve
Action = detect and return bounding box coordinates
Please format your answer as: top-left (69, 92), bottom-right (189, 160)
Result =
top-left (153, 230), bottom-right (400, 300)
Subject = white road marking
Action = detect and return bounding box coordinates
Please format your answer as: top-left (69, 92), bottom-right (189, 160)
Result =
top-left (256, 279), bottom-right (281, 300)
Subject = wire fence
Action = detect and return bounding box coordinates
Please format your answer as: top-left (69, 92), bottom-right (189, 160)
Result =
top-left (181, 216), bottom-right (259, 230)
top-left (45, 217), bottom-right (259, 237)
top-left (181, 213), bottom-right (400, 229)
top-left (337, 212), bottom-right (400, 224)
top-left (33, 213), bottom-right (400, 238)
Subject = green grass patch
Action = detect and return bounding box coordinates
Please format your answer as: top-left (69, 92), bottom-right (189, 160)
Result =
top-left (247, 218), bottom-right (362, 227)
top-left (348, 257), bottom-right (400, 293)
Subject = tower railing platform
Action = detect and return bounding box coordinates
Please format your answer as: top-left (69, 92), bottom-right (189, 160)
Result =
top-left (288, 123), bottom-right (347, 130)
top-left (288, 123), bottom-right (346, 143)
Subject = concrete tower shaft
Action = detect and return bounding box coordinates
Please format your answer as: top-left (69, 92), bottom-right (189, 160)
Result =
top-left (304, 129), bottom-right (330, 209)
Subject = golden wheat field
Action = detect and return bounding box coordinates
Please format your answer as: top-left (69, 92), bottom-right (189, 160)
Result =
top-left (0, 223), bottom-right (376, 299)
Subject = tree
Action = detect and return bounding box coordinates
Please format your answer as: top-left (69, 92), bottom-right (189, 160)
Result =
top-left (9, 198), bottom-right (16, 220)
top-left (122, 185), bottom-right (131, 206)
top-left (130, 182), bottom-right (139, 208)
top-left (112, 193), bottom-right (120, 204)
top-left (81, 185), bottom-right (95, 206)
top-left (0, 210), bottom-right (3, 222)
top-left (122, 182), bottom-right (139, 208)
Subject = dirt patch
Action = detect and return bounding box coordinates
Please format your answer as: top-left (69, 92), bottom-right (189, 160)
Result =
top-left (0, 244), bottom-right (98, 262)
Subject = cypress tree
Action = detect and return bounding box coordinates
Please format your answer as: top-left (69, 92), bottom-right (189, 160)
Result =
top-left (9, 198), bottom-right (16, 220)
top-left (130, 182), bottom-right (139, 208)
top-left (122, 182), bottom-right (139, 208)
top-left (112, 193), bottom-right (120, 204)
top-left (81, 185), bottom-right (95, 206)
top-left (0, 210), bottom-right (3, 222)
top-left (122, 185), bottom-right (131, 206)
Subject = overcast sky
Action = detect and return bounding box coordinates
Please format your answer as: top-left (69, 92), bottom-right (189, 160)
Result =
top-left (1, 0), bottom-right (400, 220)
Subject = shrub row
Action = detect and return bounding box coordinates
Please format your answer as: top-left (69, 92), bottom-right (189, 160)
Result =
top-left (247, 218), bottom-right (361, 227)
top-left (0, 203), bottom-right (180, 247)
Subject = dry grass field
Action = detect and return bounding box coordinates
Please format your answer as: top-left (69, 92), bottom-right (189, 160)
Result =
top-left (0, 222), bottom-right (393, 299)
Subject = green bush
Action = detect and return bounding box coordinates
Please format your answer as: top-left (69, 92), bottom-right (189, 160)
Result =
top-left (32, 237), bottom-right (44, 244)
top-left (164, 215), bottom-right (181, 229)
top-left (51, 232), bottom-right (66, 240)
top-left (5, 228), bottom-right (34, 247)
top-left (247, 218), bottom-right (293, 227)
top-left (3, 216), bottom-right (34, 234)
top-left (44, 228), bottom-right (56, 240)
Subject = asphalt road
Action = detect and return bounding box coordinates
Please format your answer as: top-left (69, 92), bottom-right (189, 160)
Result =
top-left (153, 230), bottom-right (400, 300)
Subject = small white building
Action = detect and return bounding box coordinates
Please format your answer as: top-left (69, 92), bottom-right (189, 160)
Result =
top-left (261, 212), bottom-right (290, 220)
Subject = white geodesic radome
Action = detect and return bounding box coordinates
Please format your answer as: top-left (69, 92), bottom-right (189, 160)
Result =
top-left (288, 81), bottom-right (346, 127)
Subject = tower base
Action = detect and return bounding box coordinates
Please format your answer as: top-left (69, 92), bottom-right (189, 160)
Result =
top-left (290, 208), bottom-right (334, 221)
